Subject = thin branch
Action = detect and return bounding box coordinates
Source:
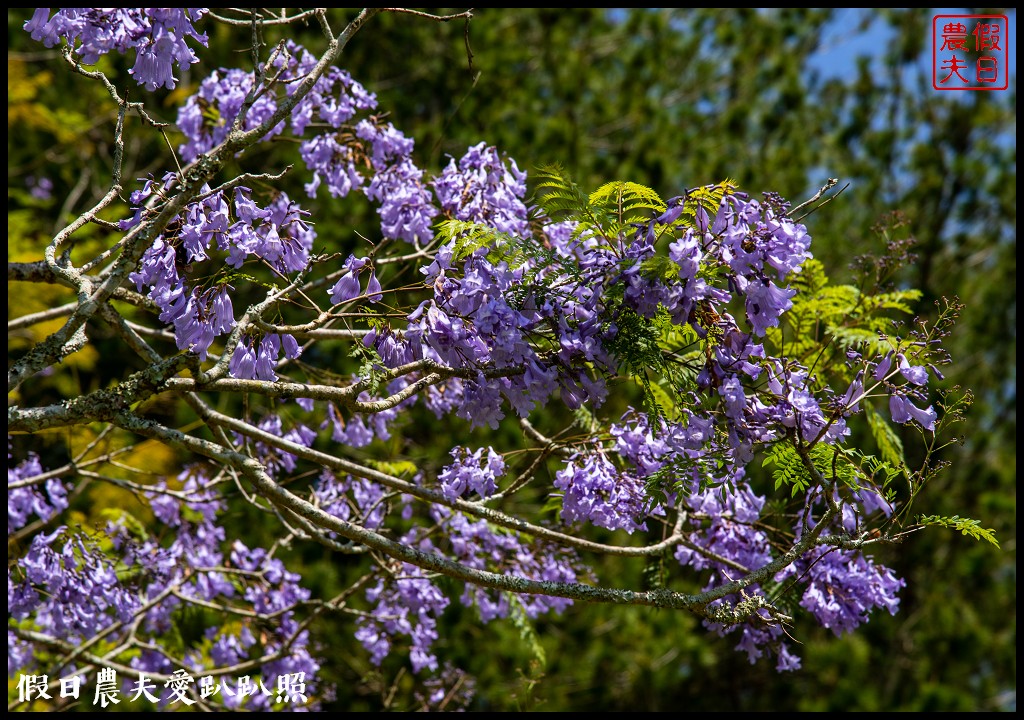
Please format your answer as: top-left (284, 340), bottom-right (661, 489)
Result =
top-left (8, 302), bottom-right (78, 332)
top-left (206, 8), bottom-right (321, 26)
top-left (196, 402), bottom-right (728, 563)
top-left (380, 8), bottom-right (475, 22)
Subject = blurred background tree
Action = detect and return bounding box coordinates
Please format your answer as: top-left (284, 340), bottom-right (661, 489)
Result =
top-left (8, 7), bottom-right (1015, 711)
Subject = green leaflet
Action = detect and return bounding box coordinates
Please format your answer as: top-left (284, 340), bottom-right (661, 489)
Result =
top-left (589, 180), bottom-right (666, 218)
top-left (917, 515), bottom-right (1000, 548)
top-left (439, 219), bottom-right (537, 268)
top-left (507, 594), bottom-right (547, 669)
top-left (864, 403), bottom-right (907, 476)
top-left (762, 442), bottom-right (813, 496)
top-left (762, 442), bottom-right (860, 497)
top-left (537, 166), bottom-right (665, 242)
top-left (365, 458), bottom-right (419, 478)
top-left (766, 259), bottom-right (924, 369)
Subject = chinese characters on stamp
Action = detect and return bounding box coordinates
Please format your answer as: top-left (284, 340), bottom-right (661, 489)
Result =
top-left (933, 14), bottom-right (1009, 91)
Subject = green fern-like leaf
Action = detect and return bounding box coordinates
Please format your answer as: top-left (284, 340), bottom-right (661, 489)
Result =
top-left (534, 164), bottom-right (600, 233)
top-left (814, 285), bottom-right (860, 315)
top-left (864, 404), bottom-right (907, 473)
top-left (688, 180), bottom-right (737, 212)
top-left (763, 442), bottom-right (861, 496)
top-left (917, 515), bottom-right (1000, 548)
top-left (826, 325), bottom-right (891, 353)
top-left (507, 594), bottom-right (547, 669)
top-left (762, 442), bottom-right (813, 496)
top-left (647, 380), bottom-right (679, 422)
top-left (791, 258), bottom-right (830, 296)
top-left (839, 447), bottom-right (901, 494)
top-left (863, 289), bottom-right (923, 314)
top-left (589, 180), bottom-right (666, 227)
top-left (643, 553), bottom-right (668, 591)
top-left (438, 219), bottom-right (533, 268)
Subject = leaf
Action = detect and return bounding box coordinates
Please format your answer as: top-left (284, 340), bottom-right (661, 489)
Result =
top-left (366, 459), bottom-right (419, 478)
top-left (864, 403), bottom-right (906, 472)
top-left (507, 594), bottom-right (547, 669)
top-left (762, 442), bottom-right (812, 495)
top-left (589, 180), bottom-right (666, 225)
top-left (917, 515), bottom-right (1000, 548)
top-left (647, 381), bottom-right (678, 421)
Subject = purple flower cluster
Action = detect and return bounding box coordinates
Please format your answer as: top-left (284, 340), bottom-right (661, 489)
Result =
top-left (359, 121), bottom-right (439, 244)
top-left (128, 470), bottom-right (321, 708)
top-left (433, 142), bottom-right (530, 236)
top-left (9, 526), bottom-right (140, 639)
top-left (772, 490), bottom-right (905, 639)
top-left (554, 450), bottom-right (651, 533)
top-left (329, 255), bottom-right (383, 305)
top-left (322, 377), bottom-right (411, 447)
top-left (313, 470), bottom-right (387, 531)
top-left (873, 351), bottom-right (938, 431)
top-left (435, 508), bottom-right (578, 620)
top-left (25, 8), bottom-right (208, 91)
top-left (176, 40), bottom-right (442, 245)
top-left (669, 470), bottom-right (791, 668)
top-left (124, 177), bottom-right (311, 371)
top-left (437, 446), bottom-right (505, 500)
top-left (353, 504), bottom-right (578, 675)
top-left (234, 413), bottom-right (316, 477)
top-left (355, 531), bottom-right (450, 674)
top-left (177, 40), bottom-right (375, 163)
top-left (26, 175), bottom-right (54, 201)
top-left (785, 547), bottom-right (904, 636)
top-left (674, 470), bottom-right (773, 575)
top-left (228, 332), bottom-right (303, 382)
top-left (8, 452), bottom-right (68, 534)
top-left (415, 662), bottom-right (477, 711)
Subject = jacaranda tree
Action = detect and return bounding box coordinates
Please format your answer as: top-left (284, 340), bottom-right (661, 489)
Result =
top-left (8, 8), bottom-right (998, 711)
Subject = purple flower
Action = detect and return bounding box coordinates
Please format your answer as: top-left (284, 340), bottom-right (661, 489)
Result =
top-left (897, 353), bottom-right (929, 386)
top-left (25, 9), bottom-right (208, 91)
top-left (841, 371), bottom-right (864, 414)
top-left (745, 277), bottom-right (796, 336)
top-left (26, 175), bottom-right (54, 201)
top-left (329, 255), bottom-right (368, 304)
top-left (889, 393), bottom-right (937, 431)
top-left (229, 338), bottom-right (257, 380)
top-left (873, 352), bottom-right (894, 381)
top-left (554, 451), bottom-right (650, 533)
top-left (366, 271), bottom-right (383, 303)
top-left (438, 446), bottom-right (506, 500)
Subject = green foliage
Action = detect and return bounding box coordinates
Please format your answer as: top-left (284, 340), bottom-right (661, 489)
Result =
top-left (762, 441), bottom-right (871, 497)
top-left (864, 403), bottom-right (907, 476)
top-left (506, 594), bottom-right (547, 670)
top-left (642, 552), bottom-right (668, 591)
top-left (365, 459), bottom-right (419, 478)
top-left (440, 219), bottom-right (538, 268)
top-left (349, 343), bottom-right (387, 396)
top-left (535, 165), bottom-right (667, 243)
top-left (762, 442), bottom-right (814, 495)
top-left (766, 259), bottom-right (921, 365)
top-left (916, 515), bottom-right (1000, 548)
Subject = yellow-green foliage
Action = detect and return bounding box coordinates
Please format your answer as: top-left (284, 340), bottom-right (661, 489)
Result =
top-left (917, 515), bottom-right (1000, 548)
